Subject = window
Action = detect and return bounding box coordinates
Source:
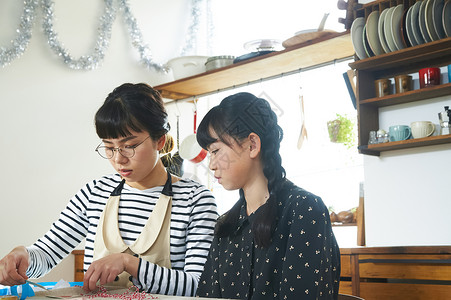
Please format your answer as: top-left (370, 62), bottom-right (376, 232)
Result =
top-left (175, 0), bottom-right (362, 247)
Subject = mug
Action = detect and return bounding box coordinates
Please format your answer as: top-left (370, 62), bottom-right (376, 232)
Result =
top-left (374, 78), bottom-right (391, 97)
top-left (389, 125), bottom-right (411, 141)
top-left (448, 64), bottom-right (451, 83)
top-left (410, 121), bottom-right (435, 139)
top-left (394, 75), bottom-right (412, 93)
top-left (418, 67), bottom-right (441, 88)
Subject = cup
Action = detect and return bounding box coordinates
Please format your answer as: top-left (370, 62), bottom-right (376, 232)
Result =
top-left (374, 78), bottom-right (391, 97)
top-left (368, 131), bottom-right (377, 144)
top-left (418, 67), bottom-right (441, 88)
top-left (448, 64), bottom-right (451, 83)
top-left (394, 75), bottom-right (412, 93)
top-left (410, 121), bottom-right (435, 139)
top-left (389, 125), bottom-right (411, 141)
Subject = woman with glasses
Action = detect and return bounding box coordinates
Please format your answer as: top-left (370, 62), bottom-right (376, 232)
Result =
top-left (0, 83), bottom-right (218, 296)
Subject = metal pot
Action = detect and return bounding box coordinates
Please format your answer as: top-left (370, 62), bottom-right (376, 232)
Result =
top-left (205, 55), bottom-right (235, 71)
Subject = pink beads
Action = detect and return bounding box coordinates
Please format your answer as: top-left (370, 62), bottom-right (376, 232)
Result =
top-left (86, 285), bottom-right (158, 299)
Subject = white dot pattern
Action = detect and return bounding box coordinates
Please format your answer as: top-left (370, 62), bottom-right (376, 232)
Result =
top-left (197, 181), bottom-right (340, 299)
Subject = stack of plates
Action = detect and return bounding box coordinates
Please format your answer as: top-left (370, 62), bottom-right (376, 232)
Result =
top-left (351, 0), bottom-right (450, 59)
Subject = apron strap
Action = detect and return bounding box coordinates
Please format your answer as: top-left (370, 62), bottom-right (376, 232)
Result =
top-left (162, 171), bottom-right (173, 197)
top-left (111, 179), bottom-right (126, 196)
top-left (112, 171), bottom-right (171, 196)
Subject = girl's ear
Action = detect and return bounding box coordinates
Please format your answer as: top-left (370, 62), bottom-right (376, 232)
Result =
top-left (157, 134), bottom-right (167, 151)
top-left (248, 132), bottom-right (261, 158)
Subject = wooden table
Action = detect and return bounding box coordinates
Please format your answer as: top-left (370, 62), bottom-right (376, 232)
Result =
top-left (30, 286), bottom-right (229, 300)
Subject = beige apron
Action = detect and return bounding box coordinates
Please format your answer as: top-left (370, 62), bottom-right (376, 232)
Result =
top-left (92, 171), bottom-right (173, 287)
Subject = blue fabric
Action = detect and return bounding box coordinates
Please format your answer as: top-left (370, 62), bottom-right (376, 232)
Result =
top-left (20, 283), bottom-right (35, 300)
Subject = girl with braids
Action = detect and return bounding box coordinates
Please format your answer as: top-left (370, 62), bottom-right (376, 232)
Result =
top-left (195, 92), bottom-right (340, 299)
top-left (0, 83), bottom-right (218, 296)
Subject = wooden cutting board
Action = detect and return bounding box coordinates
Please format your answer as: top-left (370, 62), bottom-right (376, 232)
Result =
top-left (282, 30), bottom-right (338, 48)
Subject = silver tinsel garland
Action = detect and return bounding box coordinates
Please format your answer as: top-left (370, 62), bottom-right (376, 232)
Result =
top-left (120, 0), bottom-right (167, 72)
top-left (0, 0), bottom-right (204, 71)
top-left (0, 0), bottom-right (38, 68)
top-left (41, 0), bottom-right (116, 70)
top-left (180, 0), bottom-right (202, 56)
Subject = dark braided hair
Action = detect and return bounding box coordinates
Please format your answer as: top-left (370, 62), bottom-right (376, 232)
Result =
top-left (197, 92), bottom-right (286, 247)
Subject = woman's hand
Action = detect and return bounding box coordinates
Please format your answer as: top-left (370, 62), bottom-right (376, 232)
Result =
top-left (0, 246), bottom-right (29, 286)
top-left (83, 253), bottom-right (139, 292)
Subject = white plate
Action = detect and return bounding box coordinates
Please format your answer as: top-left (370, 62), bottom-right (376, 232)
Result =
top-left (419, 0), bottom-right (433, 42)
top-left (433, 0), bottom-right (447, 38)
top-left (426, 0), bottom-right (441, 40)
top-left (406, 4), bottom-right (419, 46)
top-left (444, 0), bottom-right (451, 36)
top-left (362, 25), bottom-right (375, 57)
top-left (391, 4), bottom-right (405, 50)
top-left (384, 7), bottom-right (398, 51)
top-left (411, 1), bottom-right (426, 44)
top-left (351, 17), bottom-right (368, 59)
top-left (366, 11), bottom-right (384, 55)
top-left (378, 8), bottom-right (392, 52)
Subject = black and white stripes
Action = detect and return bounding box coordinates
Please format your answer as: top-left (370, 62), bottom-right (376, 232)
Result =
top-left (26, 174), bottom-right (218, 296)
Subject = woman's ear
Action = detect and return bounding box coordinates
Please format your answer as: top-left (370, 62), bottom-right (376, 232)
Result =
top-left (157, 135), bottom-right (167, 151)
top-left (248, 133), bottom-right (261, 158)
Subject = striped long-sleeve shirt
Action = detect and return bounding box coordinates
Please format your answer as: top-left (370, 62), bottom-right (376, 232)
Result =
top-left (26, 174), bottom-right (218, 296)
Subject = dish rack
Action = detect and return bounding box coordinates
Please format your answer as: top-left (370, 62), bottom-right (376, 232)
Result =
top-left (351, 0), bottom-right (451, 60)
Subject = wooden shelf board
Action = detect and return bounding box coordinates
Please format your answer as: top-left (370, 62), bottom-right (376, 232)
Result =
top-left (332, 222), bottom-right (357, 227)
top-left (364, 134), bottom-right (451, 153)
top-left (360, 83), bottom-right (451, 107)
top-left (155, 32), bottom-right (354, 100)
top-left (349, 37), bottom-right (451, 74)
top-left (340, 246), bottom-right (451, 255)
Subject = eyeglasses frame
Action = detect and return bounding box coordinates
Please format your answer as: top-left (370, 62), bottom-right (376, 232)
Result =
top-left (95, 135), bottom-right (151, 159)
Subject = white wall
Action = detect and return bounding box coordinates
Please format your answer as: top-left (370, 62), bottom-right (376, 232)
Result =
top-left (0, 0), bottom-right (188, 277)
top-left (364, 91), bottom-right (451, 246)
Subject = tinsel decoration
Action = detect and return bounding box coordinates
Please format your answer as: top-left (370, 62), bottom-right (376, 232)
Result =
top-left (0, 0), bottom-right (206, 71)
top-left (179, 0), bottom-right (202, 56)
top-left (119, 0), bottom-right (167, 72)
top-left (0, 0), bottom-right (38, 68)
top-left (41, 0), bottom-right (116, 70)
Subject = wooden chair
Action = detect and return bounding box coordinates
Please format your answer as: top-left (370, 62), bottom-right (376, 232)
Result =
top-left (338, 294), bottom-right (364, 300)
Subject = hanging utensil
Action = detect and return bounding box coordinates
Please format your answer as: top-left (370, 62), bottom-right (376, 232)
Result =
top-left (297, 90), bottom-right (308, 150)
top-left (180, 99), bottom-right (207, 163)
top-left (170, 115), bottom-right (184, 176)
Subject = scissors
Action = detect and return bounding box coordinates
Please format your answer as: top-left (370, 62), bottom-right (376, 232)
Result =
top-left (25, 280), bottom-right (48, 291)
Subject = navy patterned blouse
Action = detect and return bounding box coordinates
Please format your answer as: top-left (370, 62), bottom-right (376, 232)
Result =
top-left (196, 180), bottom-right (340, 299)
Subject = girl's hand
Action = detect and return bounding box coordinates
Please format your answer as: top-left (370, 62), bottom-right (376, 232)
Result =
top-left (83, 253), bottom-right (138, 292)
top-left (0, 246), bottom-right (29, 286)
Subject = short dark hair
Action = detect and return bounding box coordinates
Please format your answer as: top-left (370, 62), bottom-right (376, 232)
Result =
top-left (95, 83), bottom-right (170, 141)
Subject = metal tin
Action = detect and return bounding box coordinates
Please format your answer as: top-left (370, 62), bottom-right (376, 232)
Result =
top-left (205, 55), bottom-right (235, 71)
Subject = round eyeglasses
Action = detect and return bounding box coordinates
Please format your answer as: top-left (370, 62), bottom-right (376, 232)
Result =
top-left (95, 136), bottom-right (151, 159)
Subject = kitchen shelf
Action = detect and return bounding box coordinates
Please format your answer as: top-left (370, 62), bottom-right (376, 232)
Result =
top-left (349, 37), bottom-right (451, 78)
top-left (360, 134), bottom-right (451, 153)
top-left (154, 31), bottom-right (354, 101)
top-left (350, 35), bottom-right (451, 156)
top-left (332, 222), bottom-right (357, 227)
top-left (360, 83), bottom-right (451, 107)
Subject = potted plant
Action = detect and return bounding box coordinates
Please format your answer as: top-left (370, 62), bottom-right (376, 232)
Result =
top-left (327, 113), bottom-right (356, 149)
